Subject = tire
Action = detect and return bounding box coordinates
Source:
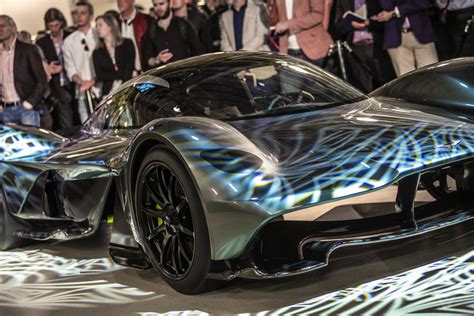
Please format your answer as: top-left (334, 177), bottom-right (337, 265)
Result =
top-left (134, 146), bottom-right (222, 294)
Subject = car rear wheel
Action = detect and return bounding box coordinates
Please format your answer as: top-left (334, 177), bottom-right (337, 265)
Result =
top-left (134, 146), bottom-right (221, 294)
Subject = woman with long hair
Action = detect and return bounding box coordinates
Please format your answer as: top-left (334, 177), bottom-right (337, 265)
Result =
top-left (93, 14), bottom-right (135, 96)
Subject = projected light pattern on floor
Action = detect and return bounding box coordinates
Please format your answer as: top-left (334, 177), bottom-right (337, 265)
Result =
top-left (0, 250), bottom-right (162, 309)
top-left (137, 251), bottom-right (474, 315)
top-left (263, 250), bottom-right (474, 315)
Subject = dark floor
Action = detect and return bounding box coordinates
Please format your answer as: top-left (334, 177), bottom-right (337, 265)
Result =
top-left (1, 208), bottom-right (473, 315)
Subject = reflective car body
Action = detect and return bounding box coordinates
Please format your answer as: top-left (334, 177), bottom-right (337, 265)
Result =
top-left (1, 52), bottom-right (473, 281)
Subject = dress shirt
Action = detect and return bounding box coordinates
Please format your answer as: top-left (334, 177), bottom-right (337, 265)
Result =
top-left (51, 31), bottom-right (68, 86)
top-left (436, 0), bottom-right (474, 10)
top-left (232, 5), bottom-right (247, 50)
top-left (353, 1), bottom-right (373, 43)
top-left (63, 27), bottom-right (98, 84)
top-left (121, 9), bottom-right (142, 71)
top-left (0, 39), bottom-right (21, 103)
top-left (285, 0), bottom-right (300, 49)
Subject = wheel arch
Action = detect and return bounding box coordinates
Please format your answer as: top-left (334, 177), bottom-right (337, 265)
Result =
top-left (127, 132), bottom-right (214, 251)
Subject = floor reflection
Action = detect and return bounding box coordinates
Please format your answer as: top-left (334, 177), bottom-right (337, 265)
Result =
top-left (264, 250), bottom-right (474, 315)
top-left (0, 250), bottom-right (162, 309)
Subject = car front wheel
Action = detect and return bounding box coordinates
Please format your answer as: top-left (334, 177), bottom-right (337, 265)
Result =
top-left (134, 146), bottom-right (221, 294)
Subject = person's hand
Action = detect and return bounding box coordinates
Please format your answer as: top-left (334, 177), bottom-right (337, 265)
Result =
top-left (79, 80), bottom-right (95, 93)
top-left (158, 52), bottom-right (174, 64)
top-left (50, 63), bottom-right (63, 74)
top-left (0, 105), bottom-right (4, 113)
top-left (352, 20), bottom-right (369, 30)
top-left (132, 70), bottom-right (140, 78)
top-left (275, 21), bottom-right (289, 34)
top-left (373, 10), bottom-right (394, 22)
top-left (22, 100), bottom-right (33, 110)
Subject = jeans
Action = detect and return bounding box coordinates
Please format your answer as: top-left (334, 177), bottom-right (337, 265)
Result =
top-left (0, 103), bottom-right (40, 127)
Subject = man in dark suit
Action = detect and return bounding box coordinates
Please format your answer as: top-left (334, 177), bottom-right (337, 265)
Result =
top-left (334, 0), bottom-right (395, 92)
top-left (36, 8), bottom-right (74, 130)
top-left (0, 15), bottom-right (47, 127)
top-left (374, 0), bottom-right (438, 76)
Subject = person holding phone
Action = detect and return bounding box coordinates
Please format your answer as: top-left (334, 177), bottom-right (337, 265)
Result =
top-left (36, 8), bottom-right (74, 130)
top-left (142, 0), bottom-right (204, 70)
top-left (334, 0), bottom-right (395, 92)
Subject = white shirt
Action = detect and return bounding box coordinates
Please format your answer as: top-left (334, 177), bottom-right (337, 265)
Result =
top-left (121, 9), bottom-right (142, 71)
top-left (436, 0), bottom-right (474, 10)
top-left (0, 40), bottom-right (20, 103)
top-left (63, 27), bottom-right (98, 84)
top-left (285, 0), bottom-right (300, 50)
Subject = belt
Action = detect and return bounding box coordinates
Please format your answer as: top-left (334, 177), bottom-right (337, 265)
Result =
top-left (288, 49), bottom-right (303, 54)
top-left (0, 101), bottom-right (21, 107)
top-left (353, 39), bottom-right (374, 46)
top-left (402, 27), bottom-right (412, 33)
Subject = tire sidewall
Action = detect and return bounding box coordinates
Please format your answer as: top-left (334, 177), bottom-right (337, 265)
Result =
top-left (134, 146), bottom-right (212, 294)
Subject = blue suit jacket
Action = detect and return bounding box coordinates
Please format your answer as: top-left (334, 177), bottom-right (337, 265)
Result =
top-left (380, 0), bottom-right (435, 50)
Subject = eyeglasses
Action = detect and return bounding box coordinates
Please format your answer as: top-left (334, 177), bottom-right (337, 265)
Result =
top-left (81, 38), bottom-right (89, 51)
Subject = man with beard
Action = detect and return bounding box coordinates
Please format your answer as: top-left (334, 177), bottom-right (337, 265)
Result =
top-left (0, 15), bottom-right (47, 127)
top-left (142, 0), bottom-right (204, 70)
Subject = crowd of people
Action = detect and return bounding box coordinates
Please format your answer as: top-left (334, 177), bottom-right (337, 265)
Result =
top-left (0, 0), bottom-right (473, 131)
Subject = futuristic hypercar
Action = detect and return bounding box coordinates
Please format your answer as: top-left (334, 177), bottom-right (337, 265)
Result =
top-left (1, 52), bottom-right (473, 294)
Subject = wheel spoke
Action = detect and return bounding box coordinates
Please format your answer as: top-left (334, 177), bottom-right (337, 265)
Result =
top-left (147, 225), bottom-right (165, 242)
top-left (170, 236), bottom-right (178, 275)
top-left (178, 235), bottom-right (192, 264)
top-left (168, 176), bottom-right (176, 205)
top-left (175, 199), bottom-right (188, 214)
top-left (156, 168), bottom-right (170, 204)
top-left (141, 206), bottom-right (166, 219)
top-left (179, 224), bottom-right (194, 237)
top-left (176, 237), bottom-right (184, 273)
top-left (160, 233), bottom-right (172, 265)
top-left (145, 181), bottom-right (164, 205)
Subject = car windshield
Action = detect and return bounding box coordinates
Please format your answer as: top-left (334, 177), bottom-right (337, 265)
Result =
top-left (83, 54), bottom-right (366, 132)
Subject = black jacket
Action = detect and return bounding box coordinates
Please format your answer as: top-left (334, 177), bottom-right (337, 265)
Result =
top-left (93, 38), bottom-right (135, 95)
top-left (334, 0), bottom-right (385, 56)
top-left (13, 39), bottom-right (48, 107)
top-left (36, 30), bottom-right (72, 90)
top-left (141, 17), bottom-right (204, 70)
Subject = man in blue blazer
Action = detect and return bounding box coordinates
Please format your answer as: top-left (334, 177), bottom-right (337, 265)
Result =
top-left (373, 0), bottom-right (438, 76)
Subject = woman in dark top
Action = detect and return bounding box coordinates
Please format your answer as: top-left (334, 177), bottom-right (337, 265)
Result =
top-left (93, 14), bottom-right (135, 96)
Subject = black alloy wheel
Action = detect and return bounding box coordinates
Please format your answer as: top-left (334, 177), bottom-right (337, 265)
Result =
top-left (139, 162), bottom-right (194, 278)
top-left (134, 146), bottom-right (221, 294)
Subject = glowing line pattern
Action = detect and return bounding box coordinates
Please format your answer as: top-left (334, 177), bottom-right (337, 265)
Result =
top-left (136, 251), bottom-right (474, 315)
top-left (0, 250), bottom-right (161, 309)
top-left (263, 251), bottom-right (474, 315)
top-left (159, 100), bottom-right (474, 214)
top-left (0, 125), bottom-right (63, 162)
